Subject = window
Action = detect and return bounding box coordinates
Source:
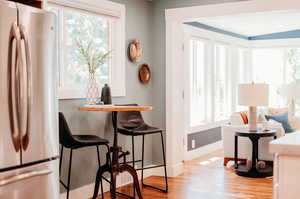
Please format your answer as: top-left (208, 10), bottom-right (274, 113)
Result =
top-left (188, 38), bottom-right (232, 129)
top-left (185, 25), bottom-right (300, 131)
top-left (47, 0), bottom-right (125, 98)
top-left (286, 48), bottom-right (300, 84)
top-left (236, 47), bottom-right (249, 111)
top-left (214, 43), bottom-right (229, 121)
top-left (50, 6), bottom-right (110, 88)
top-left (190, 39), bottom-right (206, 126)
top-left (252, 48), bottom-right (286, 107)
top-left (286, 48), bottom-right (300, 112)
top-left (237, 47), bottom-right (248, 84)
top-left (252, 47), bottom-right (300, 109)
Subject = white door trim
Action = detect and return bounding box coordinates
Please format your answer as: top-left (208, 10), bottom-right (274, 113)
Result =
top-left (165, 0), bottom-right (300, 177)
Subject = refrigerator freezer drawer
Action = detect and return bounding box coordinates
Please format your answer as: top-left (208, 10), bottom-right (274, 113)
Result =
top-left (0, 159), bottom-right (59, 199)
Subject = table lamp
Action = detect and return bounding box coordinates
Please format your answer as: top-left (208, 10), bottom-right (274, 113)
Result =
top-left (279, 83), bottom-right (300, 116)
top-left (238, 83), bottom-right (269, 132)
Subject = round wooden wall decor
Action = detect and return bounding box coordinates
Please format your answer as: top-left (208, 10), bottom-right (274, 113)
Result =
top-left (128, 40), bottom-right (142, 62)
top-left (139, 64), bottom-right (151, 84)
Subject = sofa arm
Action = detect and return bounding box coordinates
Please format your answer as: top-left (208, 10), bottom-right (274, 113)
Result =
top-left (294, 116), bottom-right (300, 129)
top-left (221, 125), bottom-right (252, 160)
top-left (265, 122), bottom-right (285, 137)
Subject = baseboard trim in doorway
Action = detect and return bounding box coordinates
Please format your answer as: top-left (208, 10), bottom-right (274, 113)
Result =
top-left (185, 140), bottom-right (223, 161)
top-left (167, 162), bottom-right (183, 177)
top-left (60, 164), bottom-right (164, 199)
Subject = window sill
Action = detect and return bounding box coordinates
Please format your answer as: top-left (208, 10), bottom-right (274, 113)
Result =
top-left (58, 87), bottom-right (125, 100)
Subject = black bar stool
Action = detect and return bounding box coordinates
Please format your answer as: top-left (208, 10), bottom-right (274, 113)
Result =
top-left (116, 104), bottom-right (168, 195)
top-left (59, 112), bottom-right (110, 199)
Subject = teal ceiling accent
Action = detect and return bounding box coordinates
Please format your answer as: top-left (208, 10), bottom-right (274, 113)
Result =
top-left (184, 22), bottom-right (248, 40)
top-left (249, 29), bottom-right (300, 40)
top-left (185, 21), bottom-right (300, 41)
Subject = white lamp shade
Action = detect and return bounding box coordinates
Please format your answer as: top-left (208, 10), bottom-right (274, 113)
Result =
top-left (238, 83), bottom-right (269, 106)
top-left (279, 83), bottom-right (300, 99)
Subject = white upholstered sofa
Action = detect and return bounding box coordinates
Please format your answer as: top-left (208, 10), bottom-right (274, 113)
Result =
top-left (221, 111), bottom-right (300, 166)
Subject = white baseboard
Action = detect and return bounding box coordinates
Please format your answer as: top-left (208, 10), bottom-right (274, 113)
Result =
top-left (184, 140), bottom-right (223, 161)
top-left (166, 162), bottom-right (183, 177)
top-left (60, 164), bottom-right (164, 199)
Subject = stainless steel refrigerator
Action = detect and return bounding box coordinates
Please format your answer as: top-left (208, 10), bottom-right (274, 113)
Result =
top-left (0, 1), bottom-right (59, 198)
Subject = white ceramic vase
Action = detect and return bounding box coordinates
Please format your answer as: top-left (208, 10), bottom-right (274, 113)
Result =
top-left (86, 73), bottom-right (100, 105)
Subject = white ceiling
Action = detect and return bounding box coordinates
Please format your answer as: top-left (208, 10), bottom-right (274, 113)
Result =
top-left (196, 10), bottom-right (300, 37)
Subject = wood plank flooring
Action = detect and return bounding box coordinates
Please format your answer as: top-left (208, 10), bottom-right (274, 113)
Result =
top-left (96, 150), bottom-right (273, 199)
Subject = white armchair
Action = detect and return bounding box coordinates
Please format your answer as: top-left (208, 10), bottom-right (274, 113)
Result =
top-left (222, 123), bottom-right (285, 166)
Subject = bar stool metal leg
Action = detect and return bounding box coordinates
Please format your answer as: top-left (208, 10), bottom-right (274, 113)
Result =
top-left (59, 146), bottom-right (64, 177)
top-left (96, 146), bottom-right (105, 199)
top-left (141, 132), bottom-right (168, 193)
top-left (66, 149), bottom-right (73, 199)
top-left (132, 135), bottom-right (136, 198)
top-left (141, 135), bottom-right (145, 185)
top-left (93, 164), bottom-right (110, 199)
top-left (96, 146), bottom-right (101, 166)
top-left (160, 132), bottom-right (168, 193)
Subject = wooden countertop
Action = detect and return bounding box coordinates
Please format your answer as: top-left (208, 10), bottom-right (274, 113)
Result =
top-left (78, 105), bottom-right (153, 112)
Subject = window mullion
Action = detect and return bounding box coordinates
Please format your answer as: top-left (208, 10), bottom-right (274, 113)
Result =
top-left (108, 19), bottom-right (114, 87)
top-left (210, 41), bottom-right (216, 123)
top-left (60, 9), bottom-right (66, 88)
top-left (203, 41), bottom-right (208, 123)
top-left (283, 48), bottom-right (287, 84)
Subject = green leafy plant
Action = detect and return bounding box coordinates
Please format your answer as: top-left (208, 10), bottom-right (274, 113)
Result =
top-left (75, 38), bottom-right (110, 74)
top-left (287, 48), bottom-right (300, 83)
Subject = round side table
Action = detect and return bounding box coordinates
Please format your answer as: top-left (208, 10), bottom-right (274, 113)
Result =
top-left (234, 129), bottom-right (277, 178)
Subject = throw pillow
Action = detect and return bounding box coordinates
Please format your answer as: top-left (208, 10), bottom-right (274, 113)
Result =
top-left (240, 112), bottom-right (248, 124)
top-left (265, 112), bottom-right (293, 133)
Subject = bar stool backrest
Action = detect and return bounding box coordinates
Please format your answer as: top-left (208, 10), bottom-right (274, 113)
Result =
top-left (117, 104), bottom-right (145, 129)
top-left (59, 112), bottom-right (77, 148)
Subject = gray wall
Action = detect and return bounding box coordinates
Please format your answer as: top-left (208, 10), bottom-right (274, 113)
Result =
top-left (60, 0), bottom-right (154, 191)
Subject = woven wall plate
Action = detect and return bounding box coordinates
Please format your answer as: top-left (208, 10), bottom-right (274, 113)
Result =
top-left (128, 40), bottom-right (142, 62)
top-left (139, 64), bottom-right (151, 84)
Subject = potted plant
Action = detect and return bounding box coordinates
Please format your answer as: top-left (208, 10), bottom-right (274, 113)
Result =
top-left (76, 39), bottom-right (110, 105)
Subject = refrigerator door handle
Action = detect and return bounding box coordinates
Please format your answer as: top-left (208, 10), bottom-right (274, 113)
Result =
top-left (8, 22), bottom-right (21, 152)
top-left (0, 169), bottom-right (52, 187)
top-left (19, 24), bottom-right (32, 151)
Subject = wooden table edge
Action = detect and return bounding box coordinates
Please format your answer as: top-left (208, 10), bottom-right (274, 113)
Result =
top-left (78, 106), bottom-right (153, 112)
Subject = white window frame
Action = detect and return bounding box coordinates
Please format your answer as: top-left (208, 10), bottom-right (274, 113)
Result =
top-left (188, 36), bottom-right (210, 126)
top-left (234, 45), bottom-right (251, 112)
top-left (46, 0), bottom-right (126, 99)
top-left (184, 25), bottom-right (300, 134)
top-left (214, 42), bottom-right (230, 122)
top-left (183, 25), bottom-right (250, 133)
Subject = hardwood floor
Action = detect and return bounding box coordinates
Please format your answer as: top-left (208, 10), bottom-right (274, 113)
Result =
top-left (96, 150), bottom-right (273, 199)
